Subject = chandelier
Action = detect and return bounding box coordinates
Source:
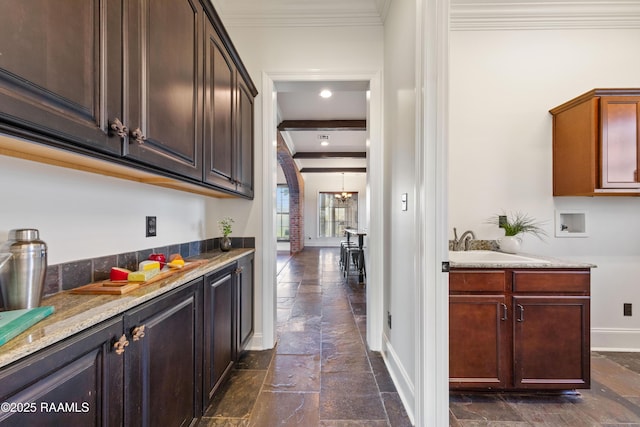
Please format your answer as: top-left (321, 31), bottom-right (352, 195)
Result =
top-left (335, 173), bottom-right (352, 203)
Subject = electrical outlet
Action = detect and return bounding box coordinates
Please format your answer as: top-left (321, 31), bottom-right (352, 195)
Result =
top-left (624, 303), bottom-right (632, 316)
top-left (146, 216), bottom-right (157, 237)
top-left (498, 215), bottom-right (508, 229)
top-left (387, 311), bottom-right (392, 329)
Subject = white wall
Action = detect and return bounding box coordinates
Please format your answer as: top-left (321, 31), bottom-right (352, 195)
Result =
top-left (450, 28), bottom-right (640, 350)
top-left (302, 172), bottom-right (367, 247)
top-left (382, 0), bottom-right (418, 418)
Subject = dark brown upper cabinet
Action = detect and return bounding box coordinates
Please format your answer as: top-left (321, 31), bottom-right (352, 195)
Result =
top-left (550, 88), bottom-right (640, 196)
top-left (122, 0), bottom-right (204, 180)
top-left (0, 0), bottom-right (256, 198)
top-left (203, 17), bottom-right (255, 197)
top-left (0, 0), bottom-right (123, 156)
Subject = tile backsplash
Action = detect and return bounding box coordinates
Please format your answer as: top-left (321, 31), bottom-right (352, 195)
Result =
top-left (42, 236), bottom-right (255, 298)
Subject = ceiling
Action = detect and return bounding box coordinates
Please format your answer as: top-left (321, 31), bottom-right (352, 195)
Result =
top-left (275, 81), bottom-right (368, 173)
top-left (210, 0), bottom-right (640, 174)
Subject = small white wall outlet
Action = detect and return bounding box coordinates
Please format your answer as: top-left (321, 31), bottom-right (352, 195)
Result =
top-left (555, 210), bottom-right (588, 238)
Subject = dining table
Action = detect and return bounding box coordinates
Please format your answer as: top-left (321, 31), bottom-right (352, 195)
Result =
top-left (344, 228), bottom-right (367, 283)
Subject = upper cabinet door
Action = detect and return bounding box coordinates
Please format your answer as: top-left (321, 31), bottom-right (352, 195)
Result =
top-left (236, 78), bottom-right (255, 198)
top-left (123, 0), bottom-right (203, 180)
top-left (0, 0), bottom-right (123, 155)
top-left (203, 20), bottom-right (236, 191)
top-left (600, 97), bottom-right (640, 189)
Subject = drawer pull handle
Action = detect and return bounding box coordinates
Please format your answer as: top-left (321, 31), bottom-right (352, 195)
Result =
top-left (131, 128), bottom-right (147, 145)
top-left (516, 304), bottom-right (524, 322)
top-left (113, 334), bottom-right (129, 355)
top-left (110, 118), bottom-right (128, 139)
top-left (500, 303), bottom-right (508, 321)
top-left (132, 325), bottom-right (146, 341)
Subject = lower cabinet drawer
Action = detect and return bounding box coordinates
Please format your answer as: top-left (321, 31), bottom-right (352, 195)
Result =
top-left (450, 270), bottom-right (506, 292)
top-left (512, 270), bottom-right (590, 293)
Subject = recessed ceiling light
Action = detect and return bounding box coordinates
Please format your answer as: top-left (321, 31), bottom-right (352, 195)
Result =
top-left (319, 89), bottom-right (332, 98)
top-left (320, 140), bottom-right (329, 146)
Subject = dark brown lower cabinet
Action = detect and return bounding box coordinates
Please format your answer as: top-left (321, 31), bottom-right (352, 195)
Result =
top-left (203, 265), bottom-right (235, 406)
top-left (124, 278), bottom-right (203, 427)
top-left (236, 253), bottom-right (254, 353)
top-left (450, 268), bottom-right (591, 391)
top-left (0, 254), bottom-right (255, 426)
top-left (0, 317), bottom-right (124, 426)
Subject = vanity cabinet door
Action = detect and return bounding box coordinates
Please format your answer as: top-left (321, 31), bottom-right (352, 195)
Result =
top-left (0, 317), bottom-right (124, 427)
top-left (0, 0), bottom-right (123, 155)
top-left (124, 278), bottom-right (203, 427)
top-left (449, 295), bottom-right (511, 390)
top-left (512, 296), bottom-right (590, 389)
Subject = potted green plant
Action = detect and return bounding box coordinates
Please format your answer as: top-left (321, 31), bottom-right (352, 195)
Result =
top-left (218, 217), bottom-right (234, 252)
top-left (487, 211), bottom-right (547, 253)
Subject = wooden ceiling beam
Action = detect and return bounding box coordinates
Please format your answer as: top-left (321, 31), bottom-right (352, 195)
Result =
top-left (293, 151), bottom-right (366, 159)
top-left (299, 167), bottom-right (367, 173)
top-left (278, 120), bottom-right (366, 131)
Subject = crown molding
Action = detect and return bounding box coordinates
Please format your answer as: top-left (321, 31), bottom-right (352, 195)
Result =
top-left (211, 0), bottom-right (389, 27)
top-left (450, 0), bottom-right (640, 31)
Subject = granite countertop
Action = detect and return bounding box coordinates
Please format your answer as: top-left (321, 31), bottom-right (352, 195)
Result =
top-left (449, 250), bottom-right (596, 269)
top-left (0, 248), bottom-right (255, 369)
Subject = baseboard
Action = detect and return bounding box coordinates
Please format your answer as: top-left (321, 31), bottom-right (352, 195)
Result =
top-left (244, 333), bottom-right (268, 351)
top-left (381, 333), bottom-right (416, 426)
top-left (591, 328), bottom-right (640, 351)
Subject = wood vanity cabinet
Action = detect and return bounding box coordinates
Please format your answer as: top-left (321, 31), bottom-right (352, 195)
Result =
top-left (450, 269), bottom-right (590, 391)
top-left (0, 0), bottom-right (123, 156)
top-left (550, 88), bottom-right (640, 196)
top-left (0, 317), bottom-right (124, 426)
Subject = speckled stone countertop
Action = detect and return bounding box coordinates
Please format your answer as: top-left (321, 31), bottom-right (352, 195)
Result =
top-left (0, 248), bottom-right (254, 369)
top-left (449, 250), bottom-right (596, 269)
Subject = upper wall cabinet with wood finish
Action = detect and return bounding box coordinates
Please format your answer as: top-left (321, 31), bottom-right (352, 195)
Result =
top-left (550, 89), bottom-right (640, 196)
top-left (0, 0), bottom-right (123, 156)
top-left (122, 0), bottom-right (204, 180)
top-left (0, 0), bottom-right (257, 199)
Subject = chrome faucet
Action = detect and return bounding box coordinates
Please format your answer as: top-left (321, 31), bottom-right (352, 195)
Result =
top-left (453, 228), bottom-right (476, 251)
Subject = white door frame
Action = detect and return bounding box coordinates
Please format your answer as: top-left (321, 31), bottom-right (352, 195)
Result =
top-left (260, 70), bottom-right (384, 351)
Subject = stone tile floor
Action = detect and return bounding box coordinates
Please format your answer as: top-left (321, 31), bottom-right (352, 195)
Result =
top-left (199, 247), bottom-right (412, 426)
top-left (199, 247), bottom-right (640, 426)
top-left (450, 351), bottom-right (640, 426)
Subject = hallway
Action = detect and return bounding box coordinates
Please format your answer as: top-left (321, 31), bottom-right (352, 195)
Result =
top-left (199, 247), bottom-right (411, 426)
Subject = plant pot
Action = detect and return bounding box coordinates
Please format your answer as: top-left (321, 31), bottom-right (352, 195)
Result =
top-left (497, 236), bottom-right (522, 254)
top-left (220, 236), bottom-right (232, 252)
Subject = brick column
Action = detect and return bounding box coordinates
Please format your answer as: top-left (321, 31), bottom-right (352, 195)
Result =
top-left (276, 132), bottom-right (305, 254)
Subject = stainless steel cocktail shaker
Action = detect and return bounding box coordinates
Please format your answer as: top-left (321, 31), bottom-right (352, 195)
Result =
top-left (0, 229), bottom-right (48, 310)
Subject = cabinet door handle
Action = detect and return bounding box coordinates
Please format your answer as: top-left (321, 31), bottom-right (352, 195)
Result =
top-left (235, 267), bottom-right (243, 274)
top-left (130, 128), bottom-right (146, 145)
top-left (131, 325), bottom-right (146, 341)
top-left (113, 334), bottom-right (129, 355)
top-left (500, 303), bottom-right (508, 321)
top-left (110, 118), bottom-right (128, 139)
top-left (516, 304), bottom-right (524, 322)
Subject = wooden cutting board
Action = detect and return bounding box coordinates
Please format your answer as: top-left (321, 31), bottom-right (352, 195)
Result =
top-left (70, 261), bottom-right (205, 295)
